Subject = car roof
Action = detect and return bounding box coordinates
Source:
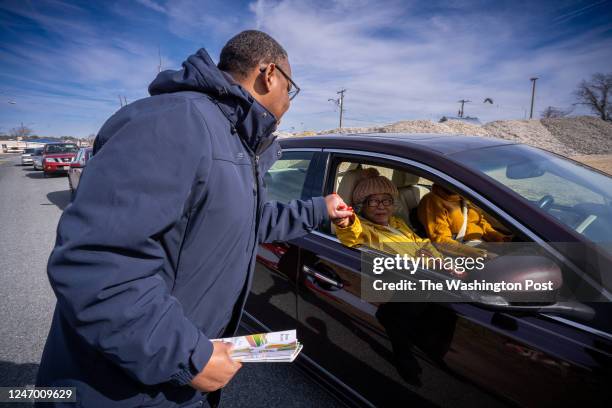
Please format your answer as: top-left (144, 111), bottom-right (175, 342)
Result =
top-left (279, 132), bottom-right (516, 155)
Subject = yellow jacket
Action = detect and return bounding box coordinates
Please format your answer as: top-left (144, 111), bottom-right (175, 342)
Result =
top-left (335, 214), bottom-right (442, 258)
top-left (417, 185), bottom-right (509, 256)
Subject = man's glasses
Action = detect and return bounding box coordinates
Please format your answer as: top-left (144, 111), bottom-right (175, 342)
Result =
top-left (260, 63), bottom-right (301, 101)
top-left (365, 198), bottom-right (394, 208)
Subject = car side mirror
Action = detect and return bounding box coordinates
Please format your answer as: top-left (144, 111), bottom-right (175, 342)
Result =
top-left (470, 255), bottom-right (595, 321)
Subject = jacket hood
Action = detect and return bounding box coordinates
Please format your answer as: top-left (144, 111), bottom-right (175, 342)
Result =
top-left (432, 184), bottom-right (462, 202)
top-left (148, 48), bottom-right (277, 152)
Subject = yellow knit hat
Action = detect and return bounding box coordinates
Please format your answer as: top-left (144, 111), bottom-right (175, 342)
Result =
top-left (352, 168), bottom-right (399, 205)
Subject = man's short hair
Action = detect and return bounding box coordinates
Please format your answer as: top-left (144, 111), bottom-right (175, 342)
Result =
top-left (218, 30), bottom-right (288, 78)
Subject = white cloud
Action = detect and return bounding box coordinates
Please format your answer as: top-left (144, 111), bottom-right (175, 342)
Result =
top-left (247, 0), bottom-right (612, 130)
top-left (1, 0), bottom-right (610, 136)
top-left (135, 0), bottom-right (167, 14)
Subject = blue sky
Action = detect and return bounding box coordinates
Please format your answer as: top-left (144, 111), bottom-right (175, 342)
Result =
top-left (1, 0), bottom-right (611, 137)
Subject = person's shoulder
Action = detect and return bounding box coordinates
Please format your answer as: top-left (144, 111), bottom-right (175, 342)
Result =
top-left (134, 92), bottom-right (216, 115)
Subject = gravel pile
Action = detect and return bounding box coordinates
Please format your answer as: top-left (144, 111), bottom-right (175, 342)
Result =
top-left (307, 116), bottom-right (612, 157)
top-left (540, 116), bottom-right (612, 154)
top-left (380, 120), bottom-right (454, 134)
top-left (318, 126), bottom-right (377, 134)
top-left (482, 119), bottom-right (577, 156)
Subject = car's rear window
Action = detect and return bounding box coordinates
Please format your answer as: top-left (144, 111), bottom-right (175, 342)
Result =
top-left (45, 144), bottom-right (78, 154)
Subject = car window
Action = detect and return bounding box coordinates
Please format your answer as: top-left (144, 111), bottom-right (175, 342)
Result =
top-left (264, 151), bottom-right (315, 203)
top-left (328, 159), bottom-right (434, 241)
top-left (45, 144), bottom-right (79, 154)
top-left (326, 157), bottom-right (521, 256)
top-left (452, 144), bottom-right (612, 244)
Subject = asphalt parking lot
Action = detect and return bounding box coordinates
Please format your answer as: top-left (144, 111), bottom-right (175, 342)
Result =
top-left (0, 153), bottom-right (342, 408)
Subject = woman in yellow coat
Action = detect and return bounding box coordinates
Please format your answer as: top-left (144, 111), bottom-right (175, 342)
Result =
top-left (333, 168), bottom-right (441, 259)
top-left (417, 184), bottom-right (511, 257)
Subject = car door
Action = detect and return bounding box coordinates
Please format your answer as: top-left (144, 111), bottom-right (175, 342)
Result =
top-left (294, 150), bottom-right (612, 407)
top-left (245, 149), bottom-right (326, 333)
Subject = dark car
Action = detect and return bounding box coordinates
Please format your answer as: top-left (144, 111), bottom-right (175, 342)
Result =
top-left (42, 142), bottom-right (79, 176)
top-left (67, 147), bottom-right (92, 194)
top-left (244, 133), bottom-right (612, 407)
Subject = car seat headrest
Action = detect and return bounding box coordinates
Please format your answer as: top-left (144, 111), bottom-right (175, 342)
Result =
top-left (392, 171), bottom-right (420, 187)
top-left (337, 167), bottom-right (364, 206)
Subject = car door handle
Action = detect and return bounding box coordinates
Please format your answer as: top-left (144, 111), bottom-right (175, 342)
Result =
top-left (303, 265), bottom-right (344, 289)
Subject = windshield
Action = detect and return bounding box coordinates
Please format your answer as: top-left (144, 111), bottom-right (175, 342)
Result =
top-left (451, 144), bottom-right (612, 244)
top-left (45, 144), bottom-right (78, 154)
top-left (24, 148), bottom-right (36, 154)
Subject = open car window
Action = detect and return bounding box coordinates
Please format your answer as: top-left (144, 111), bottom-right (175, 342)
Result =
top-left (325, 157), bottom-right (518, 256)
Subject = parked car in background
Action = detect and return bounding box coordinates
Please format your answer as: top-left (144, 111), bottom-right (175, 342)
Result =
top-left (21, 148), bottom-right (38, 165)
top-left (244, 133), bottom-right (612, 408)
top-left (32, 147), bottom-right (44, 170)
top-left (42, 142), bottom-right (79, 177)
top-left (68, 147), bottom-right (92, 194)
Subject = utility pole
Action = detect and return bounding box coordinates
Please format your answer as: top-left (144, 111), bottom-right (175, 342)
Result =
top-left (529, 77), bottom-right (538, 119)
top-left (457, 99), bottom-right (471, 118)
top-left (158, 44), bottom-right (162, 73)
top-left (337, 88), bottom-right (345, 128)
top-left (328, 88), bottom-right (346, 128)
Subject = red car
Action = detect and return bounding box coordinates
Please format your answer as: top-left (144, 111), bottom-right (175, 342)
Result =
top-left (42, 143), bottom-right (79, 177)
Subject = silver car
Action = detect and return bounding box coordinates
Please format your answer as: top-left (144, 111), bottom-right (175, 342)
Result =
top-left (21, 148), bottom-right (37, 165)
top-left (31, 147), bottom-right (44, 170)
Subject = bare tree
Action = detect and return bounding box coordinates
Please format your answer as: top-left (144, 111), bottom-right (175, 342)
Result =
top-left (540, 106), bottom-right (572, 118)
top-left (9, 124), bottom-right (33, 139)
top-left (574, 72), bottom-right (612, 121)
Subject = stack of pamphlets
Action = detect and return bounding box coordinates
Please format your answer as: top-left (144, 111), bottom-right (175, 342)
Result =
top-left (212, 329), bottom-right (303, 362)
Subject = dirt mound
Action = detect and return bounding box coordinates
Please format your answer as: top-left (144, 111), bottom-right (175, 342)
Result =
top-left (540, 116), bottom-right (612, 155)
top-left (482, 119), bottom-right (577, 156)
top-left (318, 126), bottom-right (378, 134)
top-left (307, 116), bottom-right (611, 158)
top-left (439, 120), bottom-right (490, 136)
top-left (571, 154), bottom-right (612, 175)
top-left (380, 120), bottom-right (452, 133)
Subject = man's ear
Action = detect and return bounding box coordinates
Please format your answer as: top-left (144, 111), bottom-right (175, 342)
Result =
top-left (262, 63), bottom-right (276, 92)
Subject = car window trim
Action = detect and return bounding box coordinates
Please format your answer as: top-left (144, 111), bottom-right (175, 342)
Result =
top-left (321, 148), bottom-right (607, 291)
top-left (309, 147), bottom-right (612, 337)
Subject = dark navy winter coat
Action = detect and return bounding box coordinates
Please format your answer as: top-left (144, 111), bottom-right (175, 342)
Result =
top-left (35, 49), bottom-right (328, 407)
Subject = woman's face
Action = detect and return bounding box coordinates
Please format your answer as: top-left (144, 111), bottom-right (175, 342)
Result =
top-left (361, 193), bottom-right (395, 225)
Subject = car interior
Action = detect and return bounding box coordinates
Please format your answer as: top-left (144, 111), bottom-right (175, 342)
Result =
top-left (328, 160), bottom-right (572, 303)
top-left (331, 161), bottom-right (510, 239)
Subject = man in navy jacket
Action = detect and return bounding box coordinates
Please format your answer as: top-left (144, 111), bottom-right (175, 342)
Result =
top-left (35, 30), bottom-right (352, 407)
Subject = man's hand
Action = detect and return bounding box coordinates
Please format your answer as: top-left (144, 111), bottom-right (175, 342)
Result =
top-left (325, 193), bottom-right (354, 224)
top-left (190, 342), bottom-right (242, 392)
